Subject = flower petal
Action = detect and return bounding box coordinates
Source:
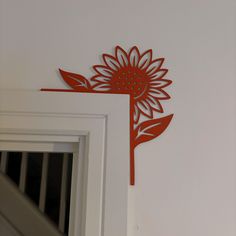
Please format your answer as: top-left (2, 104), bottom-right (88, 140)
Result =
top-left (91, 75), bottom-right (111, 83)
top-left (93, 65), bottom-right (113, 77)
top-left (103, 54), bottom-right (120, 71)
top-left (129, 46), bottom-right (140, 67)
top-left (115, 46), bottom-right (128, 67)
top-left (137, 100), bottom-right (153, 118)
top-left (150, 69), bottom-right (168, 80)
top-left (150, 79), bottom-right (172, 88)
top-left (146, 58), bottom-right (164, 75)
top-left (148, 89), bottom-right (170, 99)
top-left (138, 49), bottom-right (152, 69)
top-left (146, 96), bottom-right (163, 112)
top-left (92, 83), bottom-right (111, 91)
top-left (134, 105), bottom-right (140, 123)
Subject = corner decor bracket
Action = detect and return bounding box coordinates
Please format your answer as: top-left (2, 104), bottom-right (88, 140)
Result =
top-left (41, 46), bottom-right (173, 185)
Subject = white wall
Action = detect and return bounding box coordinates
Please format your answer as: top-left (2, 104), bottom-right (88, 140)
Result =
top-left (1, 0), bottom-right (236, 235)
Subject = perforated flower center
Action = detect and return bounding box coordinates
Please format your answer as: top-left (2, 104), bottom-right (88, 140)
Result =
top-left (110, 68), bottom-right (149, 99)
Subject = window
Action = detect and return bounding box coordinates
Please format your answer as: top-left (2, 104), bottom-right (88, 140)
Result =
top-left (0, 151), bottom-right (73, 235)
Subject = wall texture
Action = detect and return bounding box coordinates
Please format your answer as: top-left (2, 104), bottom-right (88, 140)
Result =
top-left (1, 0), bottom-right (236, 235)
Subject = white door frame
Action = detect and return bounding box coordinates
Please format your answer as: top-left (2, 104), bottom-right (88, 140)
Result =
top-left (0, 90), bottom-right (130, 236)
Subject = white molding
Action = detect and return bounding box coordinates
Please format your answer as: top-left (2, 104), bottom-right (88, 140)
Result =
top-left (0, 90), bottom-right (130, 236)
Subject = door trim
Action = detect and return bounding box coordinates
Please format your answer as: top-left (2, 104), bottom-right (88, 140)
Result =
top-left (0, 90), bottom-right (130, 236)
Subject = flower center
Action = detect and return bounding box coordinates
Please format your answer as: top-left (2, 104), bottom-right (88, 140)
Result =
top-left (111, 67), bottom-right (149, 99)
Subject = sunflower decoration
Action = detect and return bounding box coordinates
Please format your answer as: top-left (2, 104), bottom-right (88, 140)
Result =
top-left (45, 46), bottom-right (173, 185)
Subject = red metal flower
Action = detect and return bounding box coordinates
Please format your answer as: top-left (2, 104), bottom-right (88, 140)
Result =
top-left (42, 46), bottom-right (173, 185)
top-left (91, 46), bottom-right (172, 123)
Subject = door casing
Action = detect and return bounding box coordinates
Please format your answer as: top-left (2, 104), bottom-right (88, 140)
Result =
top-left (0, 90), bottom-right (130, 236)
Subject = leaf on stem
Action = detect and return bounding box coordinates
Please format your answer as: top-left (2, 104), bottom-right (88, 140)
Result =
top-left (134, 114), bottom-right (173, 147)
top-left (59, 69), bottom-right (91, 92)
